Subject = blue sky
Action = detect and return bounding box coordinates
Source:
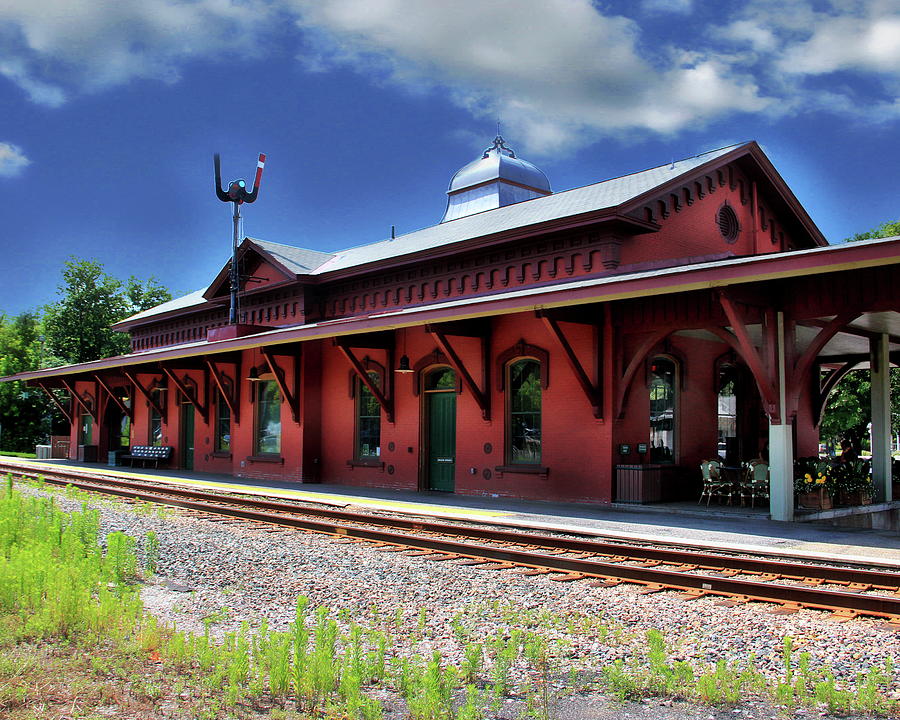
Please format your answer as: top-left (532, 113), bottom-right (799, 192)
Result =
top-left (1, 0), bottom-right (899, 315)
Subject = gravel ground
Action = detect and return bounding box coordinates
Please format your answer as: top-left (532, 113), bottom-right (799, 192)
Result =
top-left (21, 482), bottom-right (900, 719)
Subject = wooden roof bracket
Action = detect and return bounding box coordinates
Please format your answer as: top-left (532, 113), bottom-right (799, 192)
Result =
top-left (60, 378), bottom-right (97, 424)
top-left (537, 310), bottom-right (602, 419)
top-left (35, 381), bottom-right (72, 424)
top-left (814, 360), bottom-right (860, 426)
top-left (426, 322), bottom-right (491, 421)
top-left (93, 374), bottom-right (133, 421)
top-left (204, 357), bottom-right (240, 425)
top-left (161, 366), bottom-right (209, 424)
top-left (715, 289), bottom-right (780, 421)
top-left (260, 346), bottom-right (301, 424)
top-left (122, 369), bottom-right (167, 424)
top-left (336, 344), bottom-right (394, 423)
top-left (789, 310), bottom-right (860, 419)
top-left (614, 328), bottom-right (670, 419)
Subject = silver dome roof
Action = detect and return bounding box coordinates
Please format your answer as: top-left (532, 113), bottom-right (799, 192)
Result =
top-left (441, 136), bottom-right (551, 223)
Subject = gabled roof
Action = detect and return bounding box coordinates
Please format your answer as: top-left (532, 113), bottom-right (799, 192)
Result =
top-left (248, 239), bottom-right (335, 275)
top-left (203, 238), bottom-right (335, 301)
top-left (114, 288), bottom-right (209, 327)
top-left (116, 140), bottom-right (826, 328)
top-left (310, 143), bottom-right (745, 275)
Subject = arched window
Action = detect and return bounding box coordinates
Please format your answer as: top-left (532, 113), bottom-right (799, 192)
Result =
top-left (508, 359), bottom-right (542, 465)
top-left (254, 380), bottom-right (281, 455)
top-left (649, 356), bottom-right (677, 463)
top-left (215, 390), bottom-right (231, 453)
top-left (356, 371), bottom-right (381, 460)
top-left (717, 364), bottom-right (738, 461)
top-left (79, 412), bottom-right (93, 446)
top-left (148, 387), bottom-right (163, 446)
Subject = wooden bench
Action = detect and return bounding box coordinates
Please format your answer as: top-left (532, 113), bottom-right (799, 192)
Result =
top-left (122, 445), bottom-right (172, 468)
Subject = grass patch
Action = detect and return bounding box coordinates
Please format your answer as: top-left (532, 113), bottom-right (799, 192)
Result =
top-left (2, 472), bottom-right (899, 719)
top-left (0, 451), bottom-right (36, 459)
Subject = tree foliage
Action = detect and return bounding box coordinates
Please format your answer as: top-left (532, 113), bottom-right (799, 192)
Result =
top-left (43, 258), bottom-right (172, 365)
top-left (0, 312), bottom-right (50, 451)
top-left (822, 218), bottom-right (900, 449)
top-left (0, 258), bottom-right (172, 451)
top-left (844, 219), bottom-right (900, 243)
top-left (820, 368), bottom-right (900, 450)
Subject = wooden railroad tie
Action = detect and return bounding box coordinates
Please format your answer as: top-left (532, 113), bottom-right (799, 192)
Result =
top-left (549, 573), bottom-right (587, 582)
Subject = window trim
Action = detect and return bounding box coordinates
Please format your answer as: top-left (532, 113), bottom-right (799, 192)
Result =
top-left (354, 370), bottom-right (382, 461)
top-left (648, 354), bottom-right (679, 464)
top-left (79, 412), bottom-right (93, 446)
top-left (253, 379), bottom-right (282, 457)
top-left (148, 406), bottom-right (162, 447)
top-left (214, 389), bottom-right (232, 455)
top-left (504, 356), bottom-right (543, 467)
top-left (495, 340), bottom-right (549, 391)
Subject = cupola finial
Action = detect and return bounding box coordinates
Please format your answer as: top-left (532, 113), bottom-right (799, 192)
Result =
top-left (483, 134), bottom-right (516, 159)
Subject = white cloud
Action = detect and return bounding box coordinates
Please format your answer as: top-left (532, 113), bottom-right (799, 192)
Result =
top-left (0, 143), bottom-right (30, 178)
top-left (0, 59), bottom-right (66, 107)
top-left (0, 0), bottom-right (271, 96)
top-left (641, 0), bottom-right (693, 14)
top-left (2, 0), bottom-right (899, 156)
top-left (288, 0), bottom-right (770, 154)
top-left (778, 15), bottom-right (900, 75)
top-left (710, 1), bottom-right (900, 123)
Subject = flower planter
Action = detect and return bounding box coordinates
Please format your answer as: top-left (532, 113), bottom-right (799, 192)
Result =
top-left (797, 489), bottom-right (833, 510)
top-left (838, 490), bottom-right (873, 506)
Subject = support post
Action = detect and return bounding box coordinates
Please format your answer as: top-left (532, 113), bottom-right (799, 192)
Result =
top-left (769, 311), bottom-right (794, 521)
top-left (870, 333), bottom-right (892, 503)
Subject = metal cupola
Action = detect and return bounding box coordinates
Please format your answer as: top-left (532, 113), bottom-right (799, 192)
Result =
top-left (441, 135), bottom-right (551, 223)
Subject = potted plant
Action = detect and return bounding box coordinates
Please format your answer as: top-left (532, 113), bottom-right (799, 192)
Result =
top-left (794, 457), bottom-right (834, 510)
top-left (835, 459), bottom-right (873, 506)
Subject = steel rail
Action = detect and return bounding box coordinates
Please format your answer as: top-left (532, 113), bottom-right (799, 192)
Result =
top-left (4, 462), bottom-right (900, 589)
top-left (5, 465), bottom-right (900, 620)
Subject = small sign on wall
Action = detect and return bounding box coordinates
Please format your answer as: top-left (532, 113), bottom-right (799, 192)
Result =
top-left (636, 442), bottom-right (648, 455)
top-left (618, 444), bottom-right (631, 455)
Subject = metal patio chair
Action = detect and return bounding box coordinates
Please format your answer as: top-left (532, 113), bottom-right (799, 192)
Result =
top-left (741, 459), bottom-right (770, 508)
top-left (698, 459), bottom-right (728, 506)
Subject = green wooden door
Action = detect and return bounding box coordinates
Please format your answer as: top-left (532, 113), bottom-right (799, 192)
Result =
top-left (427, 391), bottom-right (456, 491)
top-left (180, 403), bottom-right (194, 471)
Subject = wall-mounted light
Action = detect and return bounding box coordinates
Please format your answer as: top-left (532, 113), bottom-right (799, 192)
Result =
top-left (396, 328), bottom-right (414, 374)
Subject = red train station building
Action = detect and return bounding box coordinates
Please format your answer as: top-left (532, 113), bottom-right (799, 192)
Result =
top-left (5, 138), bottom-right (899, 522)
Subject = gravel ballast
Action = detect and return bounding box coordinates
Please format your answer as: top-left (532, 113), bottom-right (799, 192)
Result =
top-left (21, 481), bottom-right (900, 719)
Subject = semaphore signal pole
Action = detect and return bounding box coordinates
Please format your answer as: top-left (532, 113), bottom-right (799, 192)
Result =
top-left (214, 152), bottom-right (266, 325)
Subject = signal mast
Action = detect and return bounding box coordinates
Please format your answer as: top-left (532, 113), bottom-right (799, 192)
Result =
top-left (214, 153), bottom-right (266, 325)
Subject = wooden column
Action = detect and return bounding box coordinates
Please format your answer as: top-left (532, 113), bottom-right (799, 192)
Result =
top-left (870, 333), bottom-right (892, 503)
top-left (769, 311), bottom-right (794, 521)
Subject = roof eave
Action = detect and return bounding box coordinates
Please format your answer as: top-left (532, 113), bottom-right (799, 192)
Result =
top-left (314, 209), bottom-right (657, 282)
top-left (111, 297), bottom-right (227, 331)
top-left (9, 237), bottom-right (898, 385)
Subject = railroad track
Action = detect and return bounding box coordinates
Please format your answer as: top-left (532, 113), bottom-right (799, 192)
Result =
top-left (4, 460), bottom-right (900, 624)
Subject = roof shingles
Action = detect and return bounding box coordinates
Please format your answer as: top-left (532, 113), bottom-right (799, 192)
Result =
top-left (120, 143), bottom-right (745, 325)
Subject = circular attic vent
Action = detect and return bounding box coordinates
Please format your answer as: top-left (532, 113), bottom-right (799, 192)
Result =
top-left (717, 204), bottom-right (739, 243)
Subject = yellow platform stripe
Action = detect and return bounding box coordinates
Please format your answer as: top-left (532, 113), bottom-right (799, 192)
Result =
top-left (1, 458), bottom-right (509, 518)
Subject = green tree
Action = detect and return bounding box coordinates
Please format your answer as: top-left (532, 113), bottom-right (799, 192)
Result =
top-left (43, 258), bottom-right (172, 364)
top-left (125, 275), bottom-right (172, 314)
top-left (821, 218), bottom-right (900, 451)
top-left (0, 312), bottom-right (50, 451)
top-left (820, 369), bottom-right (900, 451)
top-left (844, 219), bottom-right (900, 243)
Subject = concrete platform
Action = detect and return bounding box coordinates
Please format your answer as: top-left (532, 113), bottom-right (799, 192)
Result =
top-left (2, 456), bottom-right (900, 567)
